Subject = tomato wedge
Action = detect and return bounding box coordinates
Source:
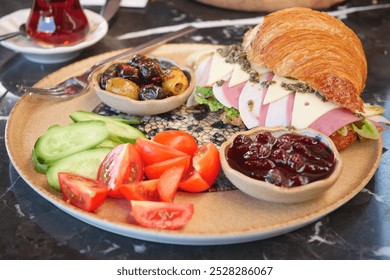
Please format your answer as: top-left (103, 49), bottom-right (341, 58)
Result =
top-left (153, 130), bottom-right (198, 155)
top-left (144, 155), bottom-right (191, 180)
top-left (180, 170), bottom-right (211, 192)
top-left (158, 165), bottom-right (185, 202)
top-left (135, 138), bottom-right (187, 166)
top-left (192, 143), bottom-right (221, 186)
top-left (131, 200), bottom-right (194, 230)
top-left (119, 180), bottom-right (160, 201)
top-left (58, 172), bottom-right (108, 212)
top-left (97, 143), bottom-right (143, 198)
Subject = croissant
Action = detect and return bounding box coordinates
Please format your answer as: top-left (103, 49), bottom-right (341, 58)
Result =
top-left (243, 7), bottom-right (367, 112)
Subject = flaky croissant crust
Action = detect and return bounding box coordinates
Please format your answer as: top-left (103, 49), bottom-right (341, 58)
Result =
top-left (244, 7), bottom-right (367, 112)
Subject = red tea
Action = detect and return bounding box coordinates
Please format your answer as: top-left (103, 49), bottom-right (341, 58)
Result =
top-left (27, 0), bottom-right (89, 46)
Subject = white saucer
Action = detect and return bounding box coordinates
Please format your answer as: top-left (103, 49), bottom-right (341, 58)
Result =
top-left (0, 9), bottom-right (108, 64)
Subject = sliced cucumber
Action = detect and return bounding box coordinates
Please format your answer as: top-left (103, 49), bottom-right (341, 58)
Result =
top-left (96, 138), bottom-right (120, 149)
top-left (46, 148), bottom-right (111, 191)
top-left (108, 114), bottom-right (142, 125)
top-left (70, 110), bottom-right (146, 144)
top-left (34, 120), bottom-right (109, 165)
top-left (32, 149), bottom-right (48, 174)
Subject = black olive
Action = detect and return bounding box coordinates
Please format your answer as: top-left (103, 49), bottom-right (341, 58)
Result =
top-left (128, 54), bottom-right (149, 68)
top-left (139, 85), bottom-right (168, 100)
top-left (139, 60), bottom-right (162, 85)
top-left (99, 64), bottom-right (120, 89)
top-left (118, 64), bottom-right (141, 84)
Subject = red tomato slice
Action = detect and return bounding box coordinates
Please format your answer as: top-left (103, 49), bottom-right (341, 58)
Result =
top-left (144, 155), bottom-right (191, 180)
top-left (153, 130), bottom-right (198, 155)
top-left (135, 137), bottom-right (187, 166)
top-left (97, 143), bottom-right (143, 198)
top-left (58, 172), bottom-right (108, 212)
top-left (192, 143), bottom-right (221, 186)
top-left (157, 165), bottom-right (185, 202)
top-left (179, 170), bottom-right (211, 192)
top-left (119, 180), bottom-right (160, 201)
top-left (131, 200), bottom-right (194, 230)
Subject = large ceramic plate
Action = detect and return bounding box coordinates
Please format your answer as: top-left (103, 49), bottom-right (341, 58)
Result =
top-left (0, 9), bottom-right (108, 63)
top-left (5, 44), bottom-right (382, 245)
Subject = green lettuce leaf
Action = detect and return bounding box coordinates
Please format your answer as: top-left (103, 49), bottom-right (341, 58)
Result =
top-left (352, 119), bottom-right (381, 140)
top-left (194, 86), bottom-right (239, 119)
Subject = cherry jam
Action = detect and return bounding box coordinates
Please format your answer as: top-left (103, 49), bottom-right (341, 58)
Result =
top-left (27, 0), bottom-right (89, 46)
top-left (226, 132), bottom-right (336, 187)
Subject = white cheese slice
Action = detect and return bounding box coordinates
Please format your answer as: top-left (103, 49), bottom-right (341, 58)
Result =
top-left (291, 92), bottom-right (341, 129)
top-left (263, 75), bottom-right (295, 104)
top-left (250, 62), bottom-right (270, 75)
top-left (206, 52), bottom-right (234, 85)
top-left (238, 82), bottom-right (264, 129)
top-left (186, 47), bottom-right (218, 68)
top-left (228, 64), bottom-right (250, 87)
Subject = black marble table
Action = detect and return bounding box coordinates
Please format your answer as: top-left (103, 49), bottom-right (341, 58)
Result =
top-left (1, 0), bottom-right (389, 259)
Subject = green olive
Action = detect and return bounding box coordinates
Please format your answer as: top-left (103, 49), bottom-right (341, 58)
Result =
top-left (105, 77), bottom-right (140, 100)
top-left (162, 67), bottom-right (189, 95)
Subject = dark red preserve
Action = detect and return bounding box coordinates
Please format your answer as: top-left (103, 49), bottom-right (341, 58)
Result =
top-left (226, 132), bottom-right (336, 188)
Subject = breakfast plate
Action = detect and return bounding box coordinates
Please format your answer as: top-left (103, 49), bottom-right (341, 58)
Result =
top-left (5, 44), bottom-right (382, 245)
top-left (0, 9), bottom-right (108, 63)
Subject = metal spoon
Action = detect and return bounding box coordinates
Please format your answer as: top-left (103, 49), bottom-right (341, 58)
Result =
top-left (0, 23), bottom-right (27, 42)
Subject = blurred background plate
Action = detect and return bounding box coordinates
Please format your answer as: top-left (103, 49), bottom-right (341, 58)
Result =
top-left (0, 9), bottom-right (108, 63)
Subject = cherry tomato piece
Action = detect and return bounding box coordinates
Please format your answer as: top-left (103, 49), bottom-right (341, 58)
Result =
top-left (158, 165), bottom-right (185, 202)
top-left (131, 200), bottom-right (194, 230)
top-left (119, 180), bottom-right (160, 201)
top-left (144, 155), bottom-right (191, 180)
top-left (192, 143), bottom-right (221, 186)
top-left (97, 143), bottom-right (143, 198)
top-left (135, 138), bottom-right (187, 166)
top-left (153, 130), bottom-right (198, 155)
top-left (179, 170), bottom-right (211, 192)
top-left (58, 172), bottom-right (108, 212)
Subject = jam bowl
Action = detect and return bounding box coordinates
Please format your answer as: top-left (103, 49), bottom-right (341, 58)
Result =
top-left (220, 126), bottom-right (343, 203)
top-left (91, 55), bottom-right (195, 116)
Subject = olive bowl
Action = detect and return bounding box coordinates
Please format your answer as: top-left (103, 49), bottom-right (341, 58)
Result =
top-left (91, 57), bottom-right (195, 116)
top-left (220, 126), bottom-right (343, 204)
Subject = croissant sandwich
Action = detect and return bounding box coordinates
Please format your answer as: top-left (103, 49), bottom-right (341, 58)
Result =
top-left (188, 7), bottom-right (388, 150)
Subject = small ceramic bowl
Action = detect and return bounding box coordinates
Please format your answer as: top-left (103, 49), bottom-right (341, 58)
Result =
top-left (220, 126), bottom-right (343, 204)
top-left (91, 57), bottom-right (195, 116)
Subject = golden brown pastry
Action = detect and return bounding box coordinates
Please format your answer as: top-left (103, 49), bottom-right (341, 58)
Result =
top-left (195, 0), bottom-right (345, 12)
top-left (244, 7), bottom-right (367, 112)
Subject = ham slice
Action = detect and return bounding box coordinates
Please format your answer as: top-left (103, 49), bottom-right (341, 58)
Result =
top-left (309, 108), bottom-right (362, 136)
top-left (221, 79), bottom-right (246, 109)
top-left (265, 93), bottom-right (294, 127)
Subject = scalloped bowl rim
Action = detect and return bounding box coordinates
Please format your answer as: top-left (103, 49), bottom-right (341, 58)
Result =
top-left (220, 126), bottom-right (343, 204)
top-left (92, 57), bottom-right (195, 116)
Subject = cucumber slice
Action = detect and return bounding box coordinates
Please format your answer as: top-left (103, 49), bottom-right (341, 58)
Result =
top-left (46, 148), bottom-right (111, 191)
top-left (70, 110), bottom-right (146, 143)
top-left (32, 149), bottom-right (48, 174)
top-left (34, 120), bottom-right (109, 165)
top-left (96, 139), bottom-right (120, 149)
top-left (108, 115), bottom-right (142, 125)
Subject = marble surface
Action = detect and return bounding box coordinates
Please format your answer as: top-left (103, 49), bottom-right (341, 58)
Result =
top-left (1, 0), bottom-right (390, 259)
